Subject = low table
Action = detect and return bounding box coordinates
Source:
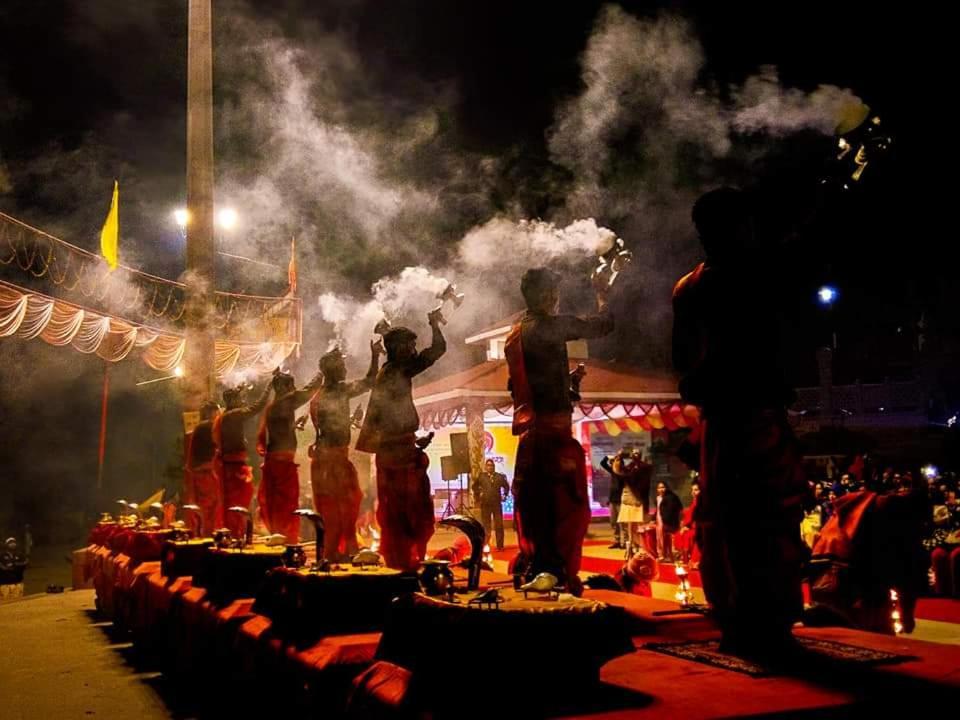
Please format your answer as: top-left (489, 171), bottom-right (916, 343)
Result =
top-left (193, 544), bottom-right (286, 605)
top-left (253, 565), bottom-right (419, 647)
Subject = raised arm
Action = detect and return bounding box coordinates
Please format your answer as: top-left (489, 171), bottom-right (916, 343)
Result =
top-left (346, 339), bottom-right (384, 397)
top-left (291, 373), bottom-right (324, 409)
top-left (407, 315), bottom-right (446, 377)
top-left (555, 310), bottom-right (614, 343)
top-left (240, 384), bottom-right (272, 418)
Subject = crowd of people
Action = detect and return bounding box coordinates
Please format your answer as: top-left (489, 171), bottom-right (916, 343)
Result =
top-left (599, 448), bottom-right (691, 563)
top-left (800, 465), bottom-right (960, 551)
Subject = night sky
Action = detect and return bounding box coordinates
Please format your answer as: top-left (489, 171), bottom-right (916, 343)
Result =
top-left (0, 1), bottom-right (952, 538)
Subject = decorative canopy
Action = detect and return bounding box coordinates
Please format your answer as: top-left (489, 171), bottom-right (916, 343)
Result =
top-left (413, 358), bottom-right (698, 430)
top-left (0, 211), bottom-right (300, 377)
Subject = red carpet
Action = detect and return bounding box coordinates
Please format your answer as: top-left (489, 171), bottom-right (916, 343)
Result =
top-left (492, 544), bottom-right (960, 625)
top-left (915, 598), bottom-right (960, 624)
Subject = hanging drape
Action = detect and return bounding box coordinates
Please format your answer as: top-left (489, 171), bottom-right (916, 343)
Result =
top-left (0, 281), bottom-right (297, 377)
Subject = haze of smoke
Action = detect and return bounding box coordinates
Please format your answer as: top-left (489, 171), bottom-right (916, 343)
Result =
top-left (458, 217), bottom-right (618, 270)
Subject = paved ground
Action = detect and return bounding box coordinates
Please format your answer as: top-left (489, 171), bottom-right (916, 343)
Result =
top-left (20, 542), bottom-right (77, 595)
top-left (0, 590), bottom-right (175, 720)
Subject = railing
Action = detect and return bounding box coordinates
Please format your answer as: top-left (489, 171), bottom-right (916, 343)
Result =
top-left (794, 381), bottom-right (925, 418)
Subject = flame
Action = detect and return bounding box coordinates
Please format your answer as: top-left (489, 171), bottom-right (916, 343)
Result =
top-left (675, 563), bottom-right (692, 607)
top-left (890, 589), bottom-right (903, 634)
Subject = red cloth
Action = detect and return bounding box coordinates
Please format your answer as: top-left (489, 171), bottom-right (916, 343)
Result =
top-left (504, 323), bottom-right (535, 435)
top-left (185, 465), bottom-right (223, 536)
top-left (697, 411), bottom-right (808, 645)
top-left (311, 446), bottom-right (363, 559)
top-left (512, 422), bottom-right (591, 593)
top-left (346, 660), bottom-right (413, 718)
top-left (431, 534), bottom-right (472, 564)
top-left (673, 497), bottom-right (700, 563)
top-left (374, 440), bottom-right (434, 572)
top-left (504, 320), bottom-right (591, 593)
top-left (615, 551), bottom-right (659, 596)
top-left (213, 412), bottom-right (255, 538)
top-left (811, 490), bottom-right (930, 633)
top-left (219, 458), bottom-right (255, 539)
top-left (258, 451), bottom-right (301, 542)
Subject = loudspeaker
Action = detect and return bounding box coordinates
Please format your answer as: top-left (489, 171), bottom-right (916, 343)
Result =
top-left (441, 456), bottom-right (459, 482)
top-left (449, 432), bottom-right (470, 474)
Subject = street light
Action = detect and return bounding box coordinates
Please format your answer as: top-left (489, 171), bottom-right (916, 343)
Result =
top-left (175, 207), bottom-right (237, 231)
top-left (817, 285), bottom-right (838, 306)
top-left (217, 207), bottom-right (238, 231)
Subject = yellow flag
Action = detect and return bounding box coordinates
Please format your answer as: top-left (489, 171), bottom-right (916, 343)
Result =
top-left (137, 489), bottom-right (165, 515)
top-left (100, 180), bottom-right (119, 270)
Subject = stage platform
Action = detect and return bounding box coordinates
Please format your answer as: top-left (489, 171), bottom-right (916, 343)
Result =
top-left (68, 539), bottom-right (960, 718)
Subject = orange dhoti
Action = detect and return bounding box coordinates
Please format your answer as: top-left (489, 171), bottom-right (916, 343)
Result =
top-left (258, 451), bottom-right (301, 542)
top-left (512, 418), bottom-right (591, 594)
top-left (697, 410), bottom-right (808, 646)
top-left (375, 439), bottom-right (434, 572)
top-left (184, 464), bottom-right (223, 536)
top-left (217, 453), bottom-right (255, 539)
top-left (311, 445), bottom-right (363, 560)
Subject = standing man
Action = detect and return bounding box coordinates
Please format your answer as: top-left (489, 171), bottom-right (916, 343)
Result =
top-left (473, 459), bottom-right (510, 552)
top-left (505, 268), bottom-right (614, 594)
top-left (356, 311), bottom-right (446, 571)
top-left (309, 340), bottom-right (382, 561)
top-left (257, 369), bottom-right (322, 541)
top-left (185, 400), bottom-right (223, 536)
top-left (213, 383), bottom-right (270, 539)
top-left (653, 481), bottom-right (682, 561)
top-left (673, 187), bottom-right (808, 659)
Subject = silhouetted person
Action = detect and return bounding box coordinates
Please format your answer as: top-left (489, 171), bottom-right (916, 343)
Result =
top-left (673, 188), bottom-right (809, 659)
top-left (506, 267), bottom-right (613, 594)
top-left (308, 340), bottom-right (381, 560)
top-left (185, 401), bottom-right (223, 536)
top-left (599, 451), bottom-right (629, 549)
top-left (474, 459), bottom-right (510, 551)
top-left (603, 448), bottom-right (651, 555)
top-left (356, 312), bottom-right (446, 571)
top-left (653, 480), bottom-right (682, 561)
top-left (213, 383), bottom-right (270, 538)
top-left (257, 368), bottom-right (322, 541)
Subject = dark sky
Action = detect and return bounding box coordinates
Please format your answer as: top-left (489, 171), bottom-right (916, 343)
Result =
top-left (0, 1), bottom-right (952, 537)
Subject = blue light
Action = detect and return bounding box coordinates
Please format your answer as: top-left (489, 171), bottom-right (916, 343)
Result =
top-left (817, 285), bottom-right (838, 306)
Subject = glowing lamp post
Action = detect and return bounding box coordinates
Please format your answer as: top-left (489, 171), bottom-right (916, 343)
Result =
top-left (817, 285), bottom-right (838, 306)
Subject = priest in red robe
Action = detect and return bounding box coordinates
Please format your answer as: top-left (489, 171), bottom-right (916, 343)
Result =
top-left (505, 268), bottom-right (613, 595)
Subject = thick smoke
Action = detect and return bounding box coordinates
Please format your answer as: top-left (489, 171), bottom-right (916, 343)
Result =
top-left (542, 5), bottom-right (861, 365)
top-left (0, 1), bottom-right (870, 540)
top-left (2, 2), bottom-right (863, 378)
top-left (459, 217), bottom-right (618, 270)
top-left (319, 267), bottom-right (456, 359)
